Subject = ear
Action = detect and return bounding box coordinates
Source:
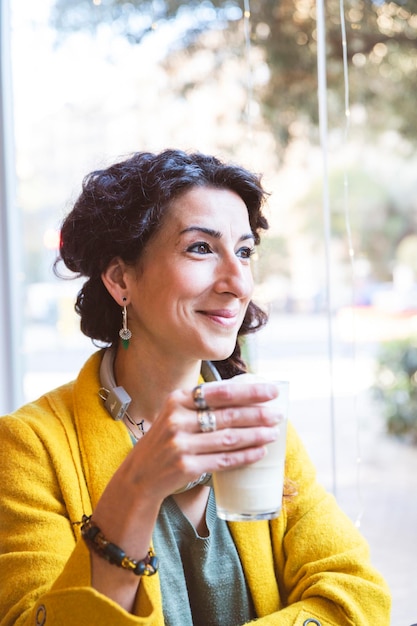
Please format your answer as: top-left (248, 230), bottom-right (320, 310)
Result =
top-left (101, 257), bottom-right (131, 305)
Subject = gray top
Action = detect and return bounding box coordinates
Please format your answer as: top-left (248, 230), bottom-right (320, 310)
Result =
top-left (153, 488), bottom-right (256, 626)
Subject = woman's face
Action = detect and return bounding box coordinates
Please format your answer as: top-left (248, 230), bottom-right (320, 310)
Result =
top-left (126, 186), bottom-right (255, 364)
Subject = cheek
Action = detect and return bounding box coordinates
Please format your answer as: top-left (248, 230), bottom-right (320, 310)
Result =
top-left (159, 272), bottom-right (200, 308)
top-left (178, 266), bottom-right (211, 292)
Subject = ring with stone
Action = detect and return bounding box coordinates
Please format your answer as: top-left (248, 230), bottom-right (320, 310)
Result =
top-left (192, 384), bottom-right (208, 410)
top-left (197, 409), bottom-right (217, 433)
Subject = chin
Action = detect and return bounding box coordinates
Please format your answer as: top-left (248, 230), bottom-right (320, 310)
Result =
top-left (202, 344), bottom-right (236, 363)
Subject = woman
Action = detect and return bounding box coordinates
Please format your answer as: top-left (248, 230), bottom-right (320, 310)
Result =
top-left (0, 150), bottom-right (390, 625)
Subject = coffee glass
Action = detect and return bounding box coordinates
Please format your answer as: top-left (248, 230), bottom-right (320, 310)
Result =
top-left (212, 375), bottom-right (289, 521)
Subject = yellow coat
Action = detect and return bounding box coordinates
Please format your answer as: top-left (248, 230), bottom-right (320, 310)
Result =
top-left (0, 351), bottom-right (390, 626)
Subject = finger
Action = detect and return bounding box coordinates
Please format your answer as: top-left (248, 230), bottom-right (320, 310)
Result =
top-left (192, 405), bottom-right (282, 434)
top-left (214, 405), bottom-right (283, 430)
top-left (159, 387), bottom-right (281, 440)
top-left (190, 380), bottom-right (279, 411)
top-left (184, 444), bottom-right (269, 476)
top-left (189, 424), bottom-right (279, 455)
top-left (168, 393), bottom-right (281, 437)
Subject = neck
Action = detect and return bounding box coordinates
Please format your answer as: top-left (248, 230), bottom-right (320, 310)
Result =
top-left (113, 342), bottom-right (202, 426)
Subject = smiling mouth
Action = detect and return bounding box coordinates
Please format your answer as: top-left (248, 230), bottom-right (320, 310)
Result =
top-left (198, 309), bottom-right (240, 327)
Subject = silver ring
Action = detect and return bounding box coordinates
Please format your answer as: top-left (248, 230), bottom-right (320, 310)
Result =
top-left (192, 384), bottom-right (208, 410)
top-left (197, 409), bottom-right (217, 432)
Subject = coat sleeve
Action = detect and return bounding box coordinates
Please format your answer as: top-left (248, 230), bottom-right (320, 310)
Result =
top-left (251, 423), bottom-right (391, 625)
top-left (0, 412), bottom-right (159, 626)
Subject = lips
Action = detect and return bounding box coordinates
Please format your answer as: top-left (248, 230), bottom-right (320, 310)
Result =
top-left (198, 308), bottom-right (241, 327)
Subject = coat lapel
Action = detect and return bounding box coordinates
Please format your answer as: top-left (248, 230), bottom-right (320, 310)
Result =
top-left (72, 351), bottom-right (133, 510)
top-left (228, 519), bottom-right (282, 617)
top-left (70, 351), bottom-right (166, 622)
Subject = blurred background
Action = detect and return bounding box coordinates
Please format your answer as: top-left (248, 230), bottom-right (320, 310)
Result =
top-left (1, 0), bottom-right (416, 623)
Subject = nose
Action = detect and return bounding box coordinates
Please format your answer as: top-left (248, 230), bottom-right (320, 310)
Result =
top-left (214, 253), bottom-right (253, 300)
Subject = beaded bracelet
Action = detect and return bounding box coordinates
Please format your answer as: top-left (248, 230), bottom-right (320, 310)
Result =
top-left (80, 515), bottom-right (159, 577)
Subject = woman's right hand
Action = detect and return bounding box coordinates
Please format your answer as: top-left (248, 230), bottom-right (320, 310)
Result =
top-left (128, 377), bottom-right (281, 501)
top-left (89, 378), bottom-right (280, 609)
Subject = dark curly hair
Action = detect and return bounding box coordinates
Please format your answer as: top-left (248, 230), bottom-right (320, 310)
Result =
top-left (55, 149), bottom-right (270, 378)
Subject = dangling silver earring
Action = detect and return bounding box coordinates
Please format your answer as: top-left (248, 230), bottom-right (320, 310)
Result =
top-left (119, 297), bottom-right (132, 349)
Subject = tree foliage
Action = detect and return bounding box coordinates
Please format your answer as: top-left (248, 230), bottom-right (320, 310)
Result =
top-left (373, 337), bottom-right (417, 444)
top-left (49, 0), bottom-right (417, 283)
top-left (49, 0), bottom-right (417, 149)
top-left (298, 166), bottom-right (417, 280)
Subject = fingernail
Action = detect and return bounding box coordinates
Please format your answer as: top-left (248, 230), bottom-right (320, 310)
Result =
top-left (270, 413), bottom-right (283, 424)
top-left (266, 383), bottom-right (279, 397)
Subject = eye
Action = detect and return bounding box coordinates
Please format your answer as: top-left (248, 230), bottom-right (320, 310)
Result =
top-left (236, 246), bottom-right (255, 259)
top-left (187, 241), bottom-right (212, 255)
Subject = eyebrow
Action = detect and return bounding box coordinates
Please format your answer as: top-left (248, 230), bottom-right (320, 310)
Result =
top-left (180, 226), bottom-right (255, 243)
